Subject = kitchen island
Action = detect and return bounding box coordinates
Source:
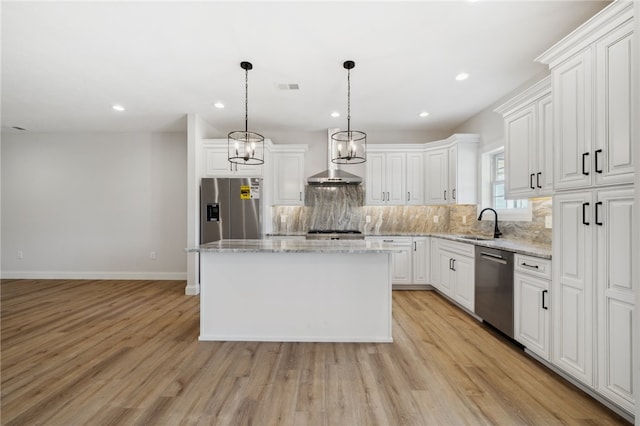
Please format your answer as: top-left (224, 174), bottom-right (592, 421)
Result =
top-left (188, 239), bottom-right (401, 343)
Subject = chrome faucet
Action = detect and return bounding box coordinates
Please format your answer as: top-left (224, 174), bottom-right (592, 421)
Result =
top-left (478, 208), bottom-right (502, 238)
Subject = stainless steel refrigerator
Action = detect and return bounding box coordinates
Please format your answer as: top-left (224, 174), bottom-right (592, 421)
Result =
top-left (200, 178), bottom-right (262, 243)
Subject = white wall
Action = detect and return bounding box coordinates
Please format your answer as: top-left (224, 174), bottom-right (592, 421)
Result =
top-left (1, 132), bottom-right (187, 279)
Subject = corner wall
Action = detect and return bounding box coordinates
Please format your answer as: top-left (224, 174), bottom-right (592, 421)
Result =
top-left (1, 132), bottom-right (187, 279)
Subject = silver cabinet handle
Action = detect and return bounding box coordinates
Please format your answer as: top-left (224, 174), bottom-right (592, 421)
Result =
top-left (444, 190), bottom-right (447, 200)
top-left (408, 192), bottom-right (410, 201)
top-left (299, 192), bottom-right (302, 201)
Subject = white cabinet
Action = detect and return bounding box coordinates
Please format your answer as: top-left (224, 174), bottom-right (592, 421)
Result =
top-left (593, 20), bottom-right (635, 187)
top-left (594, 188), bottom-right (635, 413)
top-left (495, 77), bottom-right (553, 198)
top-left (424, 148), bottom-right (448, 204)
top-left (366, 236), bottom-right (430, 288)
top-left (553, 187), bottom-right (635, 402)
top-left (366, 152), bottom-right (406, 205)
top-left (272, 152), bottom-right (305, 205)
top-left (514, 254), bottom-right (551, 360)
top-left (412, 236), bottom-right (430, 284)
top-left (424, 135), bottom-right (478, 205)
top-left (434, 238), bottom-right (475, 311)
top-left (406, 153), bottom-right (425, 205)
top-left (537, 3), bottom-right (634, 191)
top-left (552, 191), bottom-right (594, 386)
top-left (203, 141), bottom-right (262, 177)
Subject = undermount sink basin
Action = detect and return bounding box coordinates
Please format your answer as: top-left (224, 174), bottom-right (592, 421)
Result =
top-left (455, 235), bottom-right (494, 241)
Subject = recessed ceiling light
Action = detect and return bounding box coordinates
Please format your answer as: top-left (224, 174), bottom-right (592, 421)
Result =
top-left (419, 112), bottom-right (430, 117)
top-left (331, 111), bottom-right (340, 118)
top-left (455, 73), bottom-right (469, 81)
top-left (112, 104), bottom-right (125, 112)
top-left (214, 102), bottom-right (225, 109)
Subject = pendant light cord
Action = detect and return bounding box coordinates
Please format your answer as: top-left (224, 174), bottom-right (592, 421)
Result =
top-left (244, 68), bottom-right (249, 134)
top-left (346, 68), bottom-right (351, 133)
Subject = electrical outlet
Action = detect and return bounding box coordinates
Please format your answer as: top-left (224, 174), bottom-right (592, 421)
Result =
top-left (433, 215), bottom-right (439, 223)
top-left (280, 215), bottom-right (287, 223)
top-left (462, 215), bottom-right (467, 225)
top-left (17, 250), bottom-right (24, 259)
top-left (545, 215), bottom-right (552, 229)
top-left (150, 251), bottom-right (157, 260)
top-left (365, 215), bottom-right (371, 223)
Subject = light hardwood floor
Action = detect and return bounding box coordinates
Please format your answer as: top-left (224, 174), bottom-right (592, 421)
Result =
top-left (1, 279), bottom-right (629, 425)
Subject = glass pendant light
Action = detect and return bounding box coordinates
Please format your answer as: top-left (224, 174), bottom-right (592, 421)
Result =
top-left (228, 61), bottom-right (264, 165)
top-left (331, 60), bottom-right (366, 164)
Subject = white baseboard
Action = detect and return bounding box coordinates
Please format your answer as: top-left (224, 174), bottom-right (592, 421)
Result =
top-left (0, 270), bottom-right (187, 280)
top-left (185, 282), bottom-right (200, 295)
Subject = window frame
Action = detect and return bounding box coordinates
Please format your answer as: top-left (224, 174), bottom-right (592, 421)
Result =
top-left (479, 142), bottom-right (532, 222)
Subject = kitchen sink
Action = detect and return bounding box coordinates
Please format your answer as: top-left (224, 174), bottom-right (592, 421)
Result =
top-left (454, 235), bottom-right (494, 241)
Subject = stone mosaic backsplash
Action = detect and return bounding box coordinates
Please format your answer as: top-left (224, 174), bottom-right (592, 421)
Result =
top-left (272, 185), bottom-right (552, 247)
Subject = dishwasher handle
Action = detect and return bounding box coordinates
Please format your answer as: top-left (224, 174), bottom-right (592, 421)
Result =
top-left (479, 251), bottom-right (508, 264)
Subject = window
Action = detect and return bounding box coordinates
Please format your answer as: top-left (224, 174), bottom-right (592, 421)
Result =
top-left (479, 144), bottom-right (531, 222)
top-left (491, 151), bottom-right (527, 210)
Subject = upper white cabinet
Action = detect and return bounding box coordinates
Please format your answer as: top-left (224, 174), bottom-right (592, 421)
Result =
top-left (202, 140), bottom-right (263, 177)
top-left (424, 148), bottom-right (448, 204)
top-left (366, 152), bottom-right (407, 205)
top-left (272, 151), bottom-right (305, 206)
top-left (495, 77), bottom-right (553, 198)
top-left (424, 135), bottom-right (479, 205)
top-left (406, 153), bottom-right (425, 205)
top-left (536, 1), bottom-right (634, 191)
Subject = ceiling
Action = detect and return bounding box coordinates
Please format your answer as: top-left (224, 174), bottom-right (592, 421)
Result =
top-left (1, 1), bottom-right (610, 137)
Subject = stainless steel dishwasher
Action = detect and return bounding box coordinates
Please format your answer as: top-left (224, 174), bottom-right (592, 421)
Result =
top-left (474, 246), bottom-right (514, 338)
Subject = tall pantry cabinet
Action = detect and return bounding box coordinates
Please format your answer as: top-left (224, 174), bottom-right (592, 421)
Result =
top-left (537, 1), bottom-right (636, 415)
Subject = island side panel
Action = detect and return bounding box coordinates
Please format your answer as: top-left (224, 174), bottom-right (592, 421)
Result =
top-left (199, 251), bottom-right (392, 342)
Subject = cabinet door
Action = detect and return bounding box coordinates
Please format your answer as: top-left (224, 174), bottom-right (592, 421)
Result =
top-left (392, 247), bottom-right (412, 285)
top-left (386, 153), bottom-right (406, 205)
top-left (366, 153), bottom-right (386, 205)
top-left (425, 148), bottom-right (448, 204)
top-left (437, 249), bottom-right (454, 298)
top-left (272, 153), bottom-right (304, 205)
top-left (514, 272), bottom-right (550, 360)
top-left (594, 22), bottom-right (635, 186)
top-left (452, 255), bottom-right (474, 312)
top-left (504, 104), bottom-right (536, 198)
top-left (430, 238), bottom-right (441, 288)
top-left (552, 191), bottom-right (594, 386)
top-left (595, 188), bottom-right (635, 411)
top-left (406, 153), bottom-right (424, 205)
top-left (552, 49), bottom-right (593, 190)
top-left (412, 237), bottom-right (429, 284)
top-left (537, 93), bottom-right (554, 195)
top-left (447, 145), bottom-right (457, 204)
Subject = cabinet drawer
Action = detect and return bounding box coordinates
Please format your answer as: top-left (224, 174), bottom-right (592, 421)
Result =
top-left (514, 254), bottom-right (551, 279)
top-left (366, 236), bottom-right (412, 247)
top-left (437, 238), bottom-right (475, 258)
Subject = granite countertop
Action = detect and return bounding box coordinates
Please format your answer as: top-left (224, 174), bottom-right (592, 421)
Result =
top-left (266, 232), bottom-right (551, 259)
top-left (188, 239), bottom-right (405, 254)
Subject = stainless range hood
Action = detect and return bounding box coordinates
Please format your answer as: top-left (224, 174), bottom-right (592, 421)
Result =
top-left (307, 168), bottom-right (362, 185)
top-left (307, 128), bottom-right (363, 185)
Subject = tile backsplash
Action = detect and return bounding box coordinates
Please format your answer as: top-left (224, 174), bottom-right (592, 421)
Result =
top-left (272, 185), bottom-right (551, 247)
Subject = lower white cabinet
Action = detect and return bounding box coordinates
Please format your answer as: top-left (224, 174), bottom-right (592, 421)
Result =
top-left (514, 254), bottom-right (551, 361)
top-left (412, 237), bottom-right (430, 284)
top-left (433, 238), bottom-right (475, 312)
top-left (553, 187), bottom-right (635, 413)
top-left (366, 236), bottom-right (429, 287)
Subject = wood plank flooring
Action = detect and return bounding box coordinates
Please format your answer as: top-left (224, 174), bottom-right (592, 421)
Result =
top-left (1, 279), bottom-right (630, 425)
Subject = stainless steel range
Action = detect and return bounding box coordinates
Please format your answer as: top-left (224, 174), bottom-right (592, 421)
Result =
top-left (306, 230), bottom-right (364, 240)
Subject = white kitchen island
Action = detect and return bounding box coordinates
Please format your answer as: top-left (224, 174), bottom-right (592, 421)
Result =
top-left (189, 239), bottom-right (399, 343)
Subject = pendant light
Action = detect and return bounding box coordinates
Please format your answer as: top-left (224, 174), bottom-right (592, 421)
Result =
top-left (331, 60), bottom-right (366, 164)
top-left (228, 61), bottom-right (264, 165)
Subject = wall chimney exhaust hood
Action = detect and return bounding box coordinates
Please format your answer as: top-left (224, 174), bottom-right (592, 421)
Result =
top-left (307, 128), bottom-right (363, 185)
